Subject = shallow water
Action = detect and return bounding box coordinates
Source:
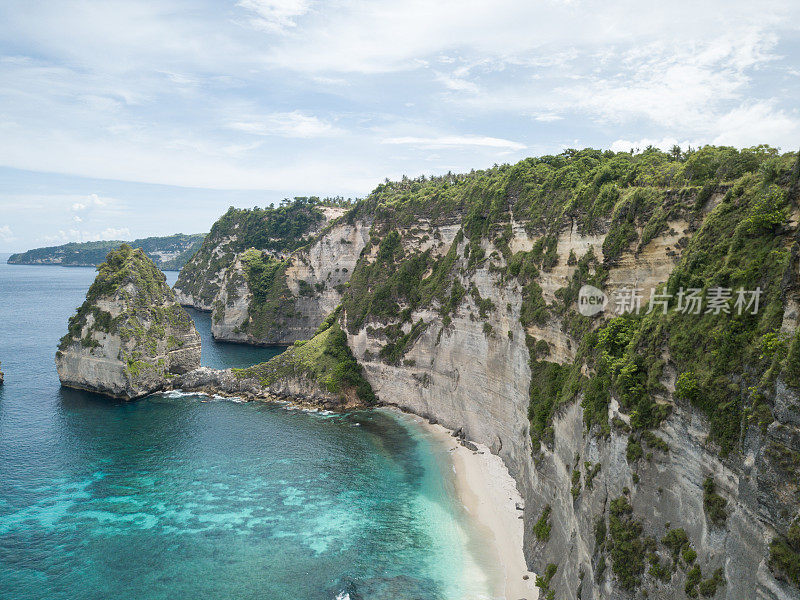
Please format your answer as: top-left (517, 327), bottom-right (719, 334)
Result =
top-left (0, 259), bottom-right (495, 600)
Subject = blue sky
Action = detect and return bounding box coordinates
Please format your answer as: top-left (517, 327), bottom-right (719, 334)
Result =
top-left (1, 0), bottom-right (799, 252)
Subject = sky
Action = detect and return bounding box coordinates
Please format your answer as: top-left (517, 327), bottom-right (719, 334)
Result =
top-left (1, 0), bottom-right (799, 252)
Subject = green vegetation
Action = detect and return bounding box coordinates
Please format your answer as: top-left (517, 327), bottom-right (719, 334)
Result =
top-left (608, 495), bottom-right (646, 590)
top-left (533, 504), bottom-right (552, 541)
top-left (232, 317), bottom-right (376, 405)
top-left (769, 518), bottom-right (800, 588)
top-left (571, 468), bottom-right (582, 499)
top-left (535, 563), bottom-right (558, 600)
top-left (685, 564), bottom-right (703, 597)
top-left (8, 233), bottom-right (205, 270)
top-left (662, 528), bottom-right (692, 570)
top-left (702, 477), bottom-right (728, 526)
top-left (584, 462), bottom-right (602, 489)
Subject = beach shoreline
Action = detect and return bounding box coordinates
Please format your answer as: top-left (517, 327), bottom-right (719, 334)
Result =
top-left (398, 411), bottom-right (539, 600)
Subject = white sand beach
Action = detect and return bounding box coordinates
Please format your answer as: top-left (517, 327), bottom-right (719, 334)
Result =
top-left (410, 415), bottom-right (539, 600)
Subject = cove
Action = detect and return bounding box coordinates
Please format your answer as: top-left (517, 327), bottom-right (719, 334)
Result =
top-left (0, 259), bottom-right (495, 600)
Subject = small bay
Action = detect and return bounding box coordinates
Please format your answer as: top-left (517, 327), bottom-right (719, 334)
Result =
top-left (0, 258), bottom-right (494, 600)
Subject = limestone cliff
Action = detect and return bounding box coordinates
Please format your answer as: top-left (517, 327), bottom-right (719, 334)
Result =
top-left (56, 245), bottom-right (201, 400)
top-left (210, 214), bottom-right (371, 344)
top-left (177, 147), bottom-right (800, 599)
top-left (173, 199), bottom-right (347, 310)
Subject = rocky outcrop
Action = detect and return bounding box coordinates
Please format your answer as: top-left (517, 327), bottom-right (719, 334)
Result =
top-left (174, 366), bottom-right (348, 408)
top-left (174, 201), bottom-right (346, 310)
top-left (210, 217), bottom-right (371, 345)
top-left (0, 361), bottom-right (4, 385)
top-left (175, 320), bottom-right (374, 410)
top-left (56, 245), bottom-right (201, 400)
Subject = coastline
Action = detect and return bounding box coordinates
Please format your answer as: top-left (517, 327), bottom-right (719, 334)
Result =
top-left (396, 410), bottom-right (538, 600)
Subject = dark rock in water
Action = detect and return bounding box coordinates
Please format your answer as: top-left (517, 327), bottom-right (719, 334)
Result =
top-left (0, 361), bottom-right (4, 385)
top-left (55, 245), bottom-right (201, 400)
top-left (330, 578), bottom-right (364, 600)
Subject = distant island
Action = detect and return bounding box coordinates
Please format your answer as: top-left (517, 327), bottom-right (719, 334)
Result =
top-left (7, 233), bottom-right (205, 271)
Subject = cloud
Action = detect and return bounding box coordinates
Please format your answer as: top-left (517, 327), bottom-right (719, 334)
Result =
top-left (99, 227), bottom-right (131, 240)
top-left (0, 225), bottom-right (15, 242)
top-left (71, 194), bottom-right (109, 212)
top-left (383, 135), bottom-right (526, 150)
top-left (228, 111), bottom-right (341, 138)
top-left (42, 227), bottom-right (132, 244)
top-left (609, 137), bottom-right (701, 153)
top-left (712, 102), bottom-right (800, 150)
top-left (0, 0), bottom-right (797, 200)
top-left (236, 0), bottom-right (311, 33)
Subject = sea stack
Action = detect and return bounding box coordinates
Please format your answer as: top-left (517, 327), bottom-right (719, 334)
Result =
top-left (56, 244), bottom-right (201, 399)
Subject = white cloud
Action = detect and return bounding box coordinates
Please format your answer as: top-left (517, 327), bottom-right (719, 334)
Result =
top-left (71, 194), bottom-right (109, 212)
top-left (0, 225), bottom-right (15, 242)
top-left (228, 111), bottom-right (341, 138)
top-left (712, 102), bottom-right (800, 150)
top-left (383, 135), bottom-right (526, 150)
top-left (609, 137), bottom-right (700, 153)
top-left (0, 0), bottom-right (797, 200)
top-left (99, 227), bottom-right (131, 240)
top-left (236, 0), bottom-right (312, 33)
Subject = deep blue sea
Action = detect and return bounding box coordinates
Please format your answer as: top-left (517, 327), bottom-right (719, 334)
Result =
top-left (0, 258), bottom-right (496, 600)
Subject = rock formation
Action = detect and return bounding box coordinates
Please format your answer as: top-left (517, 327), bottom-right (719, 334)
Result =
top-left (0, 361), bottom-right (4, 385)
top-left (175, 146), bottom-right (800, 599)
top-left (174, 199), bottom-right (369, 345)
top-left (174, 318), bottom-right (374, 410)
top-left (56, 244), bottom-right (201, 399)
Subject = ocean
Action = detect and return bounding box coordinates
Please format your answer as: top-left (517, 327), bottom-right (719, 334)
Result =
top-left (0, 258), bottom-right (497, 600)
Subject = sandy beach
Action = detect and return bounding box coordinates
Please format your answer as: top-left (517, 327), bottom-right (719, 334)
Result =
top-left (406, 414), bottom-right (539, 600)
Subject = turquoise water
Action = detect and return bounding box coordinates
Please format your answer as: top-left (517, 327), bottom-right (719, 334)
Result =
top-left (0, 259), bottom-right (496, 599)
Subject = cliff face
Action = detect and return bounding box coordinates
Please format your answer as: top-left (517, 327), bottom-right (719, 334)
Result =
top-left (176, 198), bottom-right (370, 345)
top-left (176, 147), bottom-right (800, 599)
top-left (56, 245), bottom-right (201, 399)
top-left (334, 149), bottom-right (800, 599)
top-left (173, 200), bottom-right (347, 311)
top-left (210, 217), bottom-right (371, 344)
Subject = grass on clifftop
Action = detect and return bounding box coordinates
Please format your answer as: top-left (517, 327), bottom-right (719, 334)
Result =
top-left (232, 315), bottom-right (376, 404)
